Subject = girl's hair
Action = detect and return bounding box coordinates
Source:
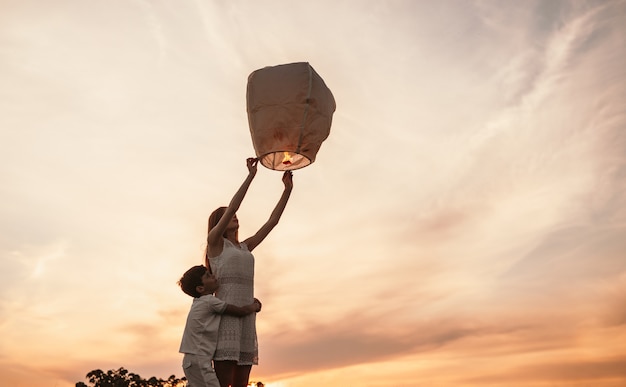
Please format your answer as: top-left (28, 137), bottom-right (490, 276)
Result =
top-left (208, 206), bottom-right (228, 238)
top-left (204, 206), bottom-right (228, 271)
top-left (178, 265), bottom-right (207, 298)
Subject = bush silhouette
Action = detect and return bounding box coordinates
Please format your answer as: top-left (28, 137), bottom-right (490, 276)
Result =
top-left (76, 367), bottom-right (186, 387)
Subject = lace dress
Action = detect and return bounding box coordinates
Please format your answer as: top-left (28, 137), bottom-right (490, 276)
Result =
top-left (209, 238), bottom-right (258, 365)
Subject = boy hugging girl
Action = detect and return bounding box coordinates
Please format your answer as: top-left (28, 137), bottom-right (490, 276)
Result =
top-left (178, 265), bottom-right (261, 387)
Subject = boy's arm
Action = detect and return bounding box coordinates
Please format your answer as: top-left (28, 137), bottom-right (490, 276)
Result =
top-left (222, 299), bottom-right (262, 317)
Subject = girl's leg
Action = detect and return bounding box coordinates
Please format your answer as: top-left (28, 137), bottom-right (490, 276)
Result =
top-left (213, 360), bottom-right (237, 387)
top-left (233, 364), bottom-right (252, 387)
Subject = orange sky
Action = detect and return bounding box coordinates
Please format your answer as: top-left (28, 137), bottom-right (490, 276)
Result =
top-left (1, 0), bottom-right (625, 386)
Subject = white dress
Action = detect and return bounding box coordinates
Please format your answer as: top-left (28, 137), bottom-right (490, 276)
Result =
top-left (209, 238), bottom-right (258, 365)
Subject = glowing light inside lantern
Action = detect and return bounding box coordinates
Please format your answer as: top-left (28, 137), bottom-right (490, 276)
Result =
top-left (282, 151), bottom-right (294, 165)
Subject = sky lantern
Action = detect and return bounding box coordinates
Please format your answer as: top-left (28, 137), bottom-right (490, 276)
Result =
top-left (246, 62), bottom-right (336, 171)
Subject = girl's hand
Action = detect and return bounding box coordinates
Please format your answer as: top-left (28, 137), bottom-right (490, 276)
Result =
top-left (282, 170), bottom-right (293, 190)
top-left (246, 157), bottom-right (258, 175)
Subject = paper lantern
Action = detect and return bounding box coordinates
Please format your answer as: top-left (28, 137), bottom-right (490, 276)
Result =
top-left (246, 62), bottom-right (336, 171)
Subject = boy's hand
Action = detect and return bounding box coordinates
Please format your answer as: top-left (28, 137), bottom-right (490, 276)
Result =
top-left (253, 298), bottom-right (262, 312)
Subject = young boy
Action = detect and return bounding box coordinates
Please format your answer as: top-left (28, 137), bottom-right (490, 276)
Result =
top-left (178, 265), bottom-right (261, 387)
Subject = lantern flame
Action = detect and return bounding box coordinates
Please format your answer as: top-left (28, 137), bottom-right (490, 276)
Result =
top-left (282, 151), bottom-right (293, 165)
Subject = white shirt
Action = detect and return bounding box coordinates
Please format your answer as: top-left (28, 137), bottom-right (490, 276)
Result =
top-left (179, 294), bottom-right (227, 356)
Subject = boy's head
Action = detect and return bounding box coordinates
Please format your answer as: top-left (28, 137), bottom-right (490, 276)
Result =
top-left (178, 265), bottom-right (219, 298)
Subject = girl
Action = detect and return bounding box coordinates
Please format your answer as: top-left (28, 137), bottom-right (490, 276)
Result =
top-left (206, 157), bottom-right (293, 387)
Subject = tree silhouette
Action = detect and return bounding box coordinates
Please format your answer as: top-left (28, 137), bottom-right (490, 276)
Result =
top-left (76, 367), bottom-right (186, 387)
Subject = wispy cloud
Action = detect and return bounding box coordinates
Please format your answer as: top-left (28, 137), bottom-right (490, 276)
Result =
top-left (1, 1), bottom-right (625, 386)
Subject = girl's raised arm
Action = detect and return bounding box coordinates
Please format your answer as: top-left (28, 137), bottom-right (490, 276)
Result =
top-left (207, 158), bottom-right (258, 256)
top-left (244, 171), bottom-right (293, 252)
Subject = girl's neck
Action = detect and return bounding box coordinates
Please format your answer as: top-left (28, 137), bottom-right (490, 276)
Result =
top-left (225, 231), bottom-right (239, 245)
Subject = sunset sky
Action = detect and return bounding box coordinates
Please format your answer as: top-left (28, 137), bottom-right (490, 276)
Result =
top-left (1, 0), bottom-right (625, 386)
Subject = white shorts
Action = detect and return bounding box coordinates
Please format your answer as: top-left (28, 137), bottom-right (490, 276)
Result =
top-left (182, 354), bottom-right (219, 387)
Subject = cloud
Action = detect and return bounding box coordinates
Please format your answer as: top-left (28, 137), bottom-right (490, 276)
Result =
top-left (1, 1), bottom-right (626, 386)
top-left (131, 0), bottom-right (169, 64)
top-left (257, 304), bottom-right (626, 385)
top-left (256, 302), bottom-right (620, 381)
top-left (257, 316), bottom-right (492, 377)
top-left (466, 356), bottom-right (626, 385)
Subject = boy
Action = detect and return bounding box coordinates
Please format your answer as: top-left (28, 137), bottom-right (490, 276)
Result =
top-left (178, 265), bottom-right (261, 387)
